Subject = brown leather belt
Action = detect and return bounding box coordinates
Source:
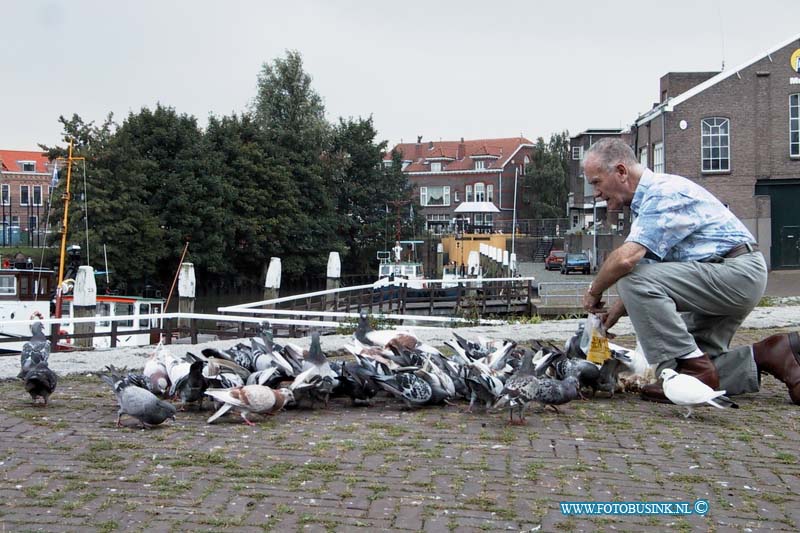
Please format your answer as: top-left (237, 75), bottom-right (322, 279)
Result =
top-left (724, 242), bottom-right (759, 259)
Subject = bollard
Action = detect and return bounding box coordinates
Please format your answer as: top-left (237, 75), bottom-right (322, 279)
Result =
top-left (264, 257), bottom-right (281, 307)
top-left (73, 266), bottom-right (97, 348)
top-left (178, 262), bottom-right (195, 333)
top-left (503, 251), bottom-right (510, 277)
top-left (436, 243), bottom-right (444, 279)
top-left (325, 252), bottom-right (340, 311)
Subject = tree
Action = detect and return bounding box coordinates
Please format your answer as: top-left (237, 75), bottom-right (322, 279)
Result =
top-left (204, 113), bottom-right (298, 284)
top-left (521, 131), bottom-right (570, 219)
top-left (325, 116), bottom-right (412, 273)
top-left (252, 50), bottom-right (340, 278)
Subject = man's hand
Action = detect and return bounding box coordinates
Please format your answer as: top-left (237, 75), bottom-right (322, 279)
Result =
top-left (583, 283), bottom-right (604, 312)
top-left (596, 299), bottom-right (626, 332)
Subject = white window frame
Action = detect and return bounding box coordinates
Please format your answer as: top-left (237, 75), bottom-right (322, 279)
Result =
top-left (487, 184), bottom-right (494, 202)
top-left (571, 146), bottom-right (583, 160)
top-left (430, 162), bottom-right (442, 172)
top-left (523, 155), bottom-right (530, 175)
top-left (420, 186), bottom-right (450, 207)
top-left (19, 185), bottom-right (29, 206)
top-left (454, 190), bottom-right (460, 203)
top-left (474, 183), bottom-right (485, 202)
top-left (701, 117), bottom-right (730, 173)
top-left (639, 147), bottom-right (648, 169)
top-left (466, 185), bottom-right (473, 202)
top-left (474, 160), bottom-right (485, 170)
top-left (1, 184), bottom-right (8, 206)
top-left (33, 185), bottom-right (42, 206)
top-left (653, 142), bottom-right (664, 173)
top-left (791, 94), bottom-right (799, 158)
top-left (19, 161), bottom-right (36, 172)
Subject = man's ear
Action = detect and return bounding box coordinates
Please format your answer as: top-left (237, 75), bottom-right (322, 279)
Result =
top-left (616, 163), bottom-right (628, 181)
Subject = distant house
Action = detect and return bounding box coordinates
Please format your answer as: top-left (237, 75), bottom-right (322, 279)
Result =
top-left (0, 149), bottom-right (57, 246)
top-left (385, 137), bottom-right (534, 234)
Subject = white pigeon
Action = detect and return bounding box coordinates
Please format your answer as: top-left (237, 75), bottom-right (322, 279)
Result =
top-left (660, 368), bottom-right (739, 418)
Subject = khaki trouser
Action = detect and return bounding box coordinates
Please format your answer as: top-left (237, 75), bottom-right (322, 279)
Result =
top-left (617, 252), bottom-right (768, 395)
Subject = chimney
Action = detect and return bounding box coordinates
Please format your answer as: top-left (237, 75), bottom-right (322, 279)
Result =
top-left (416, 135), bottom-right (423, 159)
top-left (428, 140), bottom-right (434, 150)
top-left (457, 137), bottom-right (466, 160)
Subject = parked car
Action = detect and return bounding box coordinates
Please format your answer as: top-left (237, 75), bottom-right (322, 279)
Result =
top-left (561, 253), bottom-right (591, 275)
top-left (544, 250), bottom-right (566, 270)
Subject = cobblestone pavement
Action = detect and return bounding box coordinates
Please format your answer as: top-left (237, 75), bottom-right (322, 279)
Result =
top-left (1, 328), bottom-right (799, 532)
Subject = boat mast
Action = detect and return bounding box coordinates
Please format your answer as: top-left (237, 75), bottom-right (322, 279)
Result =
top-left (54, 139), bottom-right (83, 318)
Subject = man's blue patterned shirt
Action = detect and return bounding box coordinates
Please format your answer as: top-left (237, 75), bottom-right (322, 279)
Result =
top-left (625, 169), bottom-right (755, 262)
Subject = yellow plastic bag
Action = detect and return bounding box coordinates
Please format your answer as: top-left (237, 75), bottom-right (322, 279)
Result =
top-left (585, 313), bottom-right (611, 364)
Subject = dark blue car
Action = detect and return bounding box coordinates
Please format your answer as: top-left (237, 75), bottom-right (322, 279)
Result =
top-left (560, 253), bottom-right (591, 275)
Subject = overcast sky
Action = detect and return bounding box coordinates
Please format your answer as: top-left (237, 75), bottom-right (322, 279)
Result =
top-left (3, 0), bottom-right (800, 151)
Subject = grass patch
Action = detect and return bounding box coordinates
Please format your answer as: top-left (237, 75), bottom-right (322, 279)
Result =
top-left (775, 452), bottom-right (796, 464)
top-left (525, 462), bottom-right (544, 482)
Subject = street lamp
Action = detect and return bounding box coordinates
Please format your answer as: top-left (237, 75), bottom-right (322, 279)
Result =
top-left (511, 166), bottom-right (518, 258)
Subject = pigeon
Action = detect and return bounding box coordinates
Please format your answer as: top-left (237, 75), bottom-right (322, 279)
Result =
top-left (18, 321), bottom-right (51, 379)
top-left (206, 385), bottom-right (294, 426)
top-left (373, 370), bottom-right (450, 408)
top-left (289, 331), bottom-right (338, 407)
top-left (143, 345), bottom-right (171, 396)
top-left (23, 361), bottom-right (57, 406)
top-left (493, 348), bottom-right (548, 424)
top-left (168, 359), bottom-right (209, 410)
top-left (99, 369), bottom-right (177, 428)
top-left (660, 369), bottom-right (739, 418)
top-left (530, 376), bottom-right (582, 413)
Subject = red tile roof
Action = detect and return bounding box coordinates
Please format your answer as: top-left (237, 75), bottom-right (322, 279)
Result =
top-left (387, 137), bottom-right (533, 173)
top-left (0, 149), bottom-right (52, 173)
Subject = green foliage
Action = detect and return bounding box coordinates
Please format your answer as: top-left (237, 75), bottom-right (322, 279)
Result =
top-left (521, 131), bottom-right (570, 219)
top-left (39, 50), bottom-right (415, 292)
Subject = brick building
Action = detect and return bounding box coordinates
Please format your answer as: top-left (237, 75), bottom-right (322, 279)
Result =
top-left (569, 33), bottom-right (800, 270)
top-left (0, 149), bottom-right (57, 247)
top-left (385, 137), bottom-right (534, 234)
top-left (633, 33), bottom-right (800, 269)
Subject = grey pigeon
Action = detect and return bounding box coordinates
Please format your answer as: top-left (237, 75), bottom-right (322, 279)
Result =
top-left (531, 375), bottom-right (582, 413)
top-left (493, 348), bottom-right (545, 424)
top-left (100, 370), bottom-right (177, 428)
top-left (18, 321), bottom-right (50, 379)
top-left (23, 361), bottom-right (57, 406)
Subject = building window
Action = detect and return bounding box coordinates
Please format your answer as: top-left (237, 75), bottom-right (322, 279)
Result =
top-left (523, 155), bottom-right (530, 175)
top-left (20, 161), bottom-right (36, 172)
top-left (571, 146), bottom-right (583, 160)
top-left (487, 185), bottom-right (493, 202)
top-left (466, 185), bottom-right (473, 202)
top-left (474, 183), bottom-right (485, 202)
top-left (701, 117), bottom-right (730, 172)
top-left (426, 214), bottom-right (449, 235)
top-left (653, 142), bottom-right (664, 173)
top-left (20, 185), bottom-right (29, 206)
top-left (33, 185), bottom-right (42, 206)
top-left (474, 160), bottom-right (485, 170)
top-left (11, 216), bottom-right (19, 227)
top-left (430, 162), bottom-right (442, 172)
top-left (791, 94), bottom-right (799, 157)
top-left (1, 185), bottom-right (8, 206)
top-left (639, 147), bottom-right (648, 169)
top-left (454, 191), bottom-right (460, 203)
top-left (420, 186), bottom-right (450, 207)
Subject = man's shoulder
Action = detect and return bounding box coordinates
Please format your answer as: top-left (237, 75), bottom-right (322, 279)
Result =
top-left (647, 172), bottom-right (704, 197)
